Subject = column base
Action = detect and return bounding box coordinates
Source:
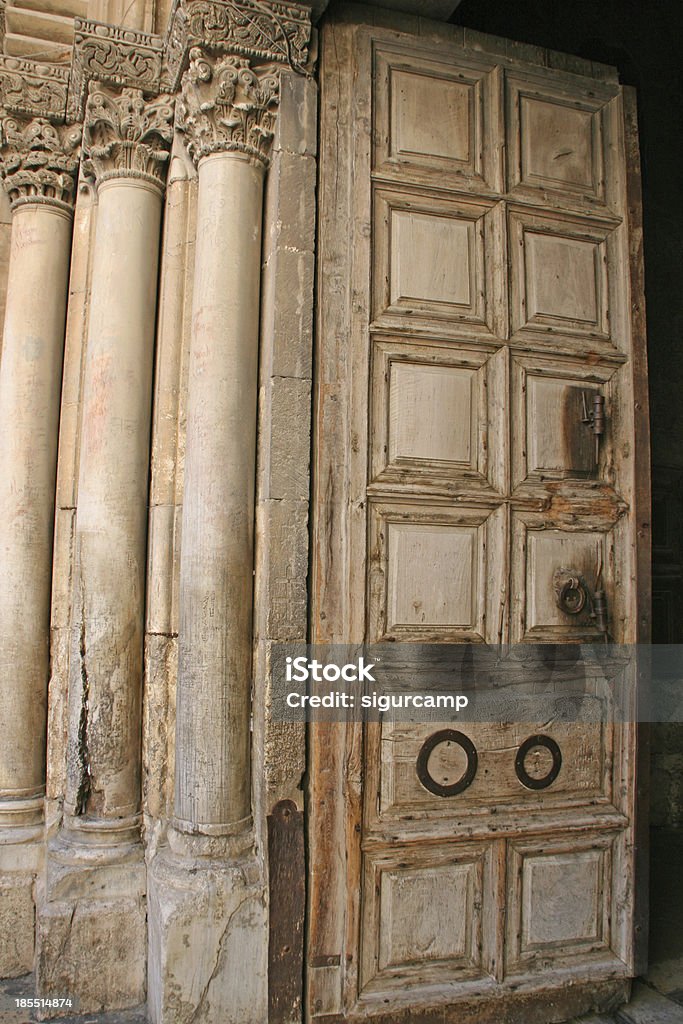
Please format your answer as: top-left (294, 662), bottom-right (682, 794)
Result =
top-left (35, 829), bottom-right (146, 1017)
top-left (148, 828), bottom-right (267, 1024)
top-left (0, 800), bottom-right (44, 977)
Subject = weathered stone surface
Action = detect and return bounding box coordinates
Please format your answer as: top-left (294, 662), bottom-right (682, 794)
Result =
top-left (273, 70), bottom-right (317, 157)
top-left (148, 850), bottom-right (267, 1024)
top-left (36, 895), bottom-right (146, 1016)
top-left (46, 625), bottom-right (70, 802)
top-left (267, 377), bottom-right (312, 501)
top-left (142, 633), bottom-right (177, 822)
top-left (255, 499), bottom-right (308, 642)
top-left (263, 150), bottom-right (316, 255)
top-left (260, 245), bottom-right (314, 380)
top-left (616, 983), bottom-right (683, 1024)
top-left (0, 874), bottom-right (35, 977)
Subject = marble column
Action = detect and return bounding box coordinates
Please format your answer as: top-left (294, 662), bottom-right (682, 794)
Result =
top-left (36, 84), bottom-right (173, 1012)
top-left (148, 50), bottom-right (279, 1024)
top-left (0, 115), bottom-right (79, 976)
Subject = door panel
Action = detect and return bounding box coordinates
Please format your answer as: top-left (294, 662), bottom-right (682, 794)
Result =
top-left (310, 14), bottom-right (647, 1023)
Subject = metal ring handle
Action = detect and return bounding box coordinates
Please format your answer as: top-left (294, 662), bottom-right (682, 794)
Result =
top-left (515, 734), bottom-right (562, 791)
top-left (416, 730), bottom-right (478, 798)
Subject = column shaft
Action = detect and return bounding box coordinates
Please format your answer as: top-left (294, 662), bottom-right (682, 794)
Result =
top-left (65, 178), bottom-right (162, 827)
top-left (0, 204), bottom-right (72, 822)
top-left (174, 152), bottom-right (264, 832)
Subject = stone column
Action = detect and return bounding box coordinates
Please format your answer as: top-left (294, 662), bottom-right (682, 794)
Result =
top-left (36, 84), bottom-right (173, 1012)
top-left (0, 115), bottom-right (79, 977)
top-left (148, 50), bottom-right (279, 1024)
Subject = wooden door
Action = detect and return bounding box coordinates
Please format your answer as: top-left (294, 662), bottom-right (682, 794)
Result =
top-left (309, 12), bottom-right (650, 1024)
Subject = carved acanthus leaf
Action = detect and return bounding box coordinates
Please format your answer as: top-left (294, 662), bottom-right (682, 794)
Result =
top-left (83, 84), bottom-right (174, 189)
top-left (161, 0), bottom-right (310, 93)
top-left (177, 47), bottom-right (279, 167)
top-left (0, 56), bottom-right (69, 121)
top-left (68, 20), bottom-right (164, 122)
top-left (0, 115), bottom-right (80, 211)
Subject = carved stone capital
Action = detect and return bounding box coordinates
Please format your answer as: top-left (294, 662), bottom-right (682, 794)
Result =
top-left (0, 56), bottom-right (69, 121)
top-left (68, 20), bottom-right (164, 123)
top-left (177, 48), bottom-right (279, 167)
top-left (161, 0), bottom-right (311, 94)
top-left (0, 115), bottom-right (80, 212)
top-left (82, 84), bottom-right (174, 192)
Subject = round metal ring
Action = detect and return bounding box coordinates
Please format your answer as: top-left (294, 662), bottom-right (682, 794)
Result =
top-left (559, 577), bottom-right (587, 614)
top-left (515, 734), bottom-right (562, 791)
top-left (416, 730), bottom-right (478, 798)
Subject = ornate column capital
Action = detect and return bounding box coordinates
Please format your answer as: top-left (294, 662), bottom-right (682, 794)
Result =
top-left (177, 47), bottom-right (279, 167)
top-left (162, 0), bottom-right (312, 94)
top-left (0, 115), bottom-right (80, 213)
top-left (82, 83), bottom-right (174, 191)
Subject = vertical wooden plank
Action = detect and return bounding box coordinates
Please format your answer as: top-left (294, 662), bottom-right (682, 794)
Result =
top-left (623, 83), bottom-right (651, 977)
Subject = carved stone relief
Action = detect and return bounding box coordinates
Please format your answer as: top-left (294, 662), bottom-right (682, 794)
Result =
top-left (68, 19), bottom-right (164, 122)
top-left (0, 56), bottom-right (70, 121)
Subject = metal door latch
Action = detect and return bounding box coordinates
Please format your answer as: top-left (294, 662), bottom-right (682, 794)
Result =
top-left (553, 566), bottom-right (609, 639)
top-left (581, 391), bottom-right (606, 464)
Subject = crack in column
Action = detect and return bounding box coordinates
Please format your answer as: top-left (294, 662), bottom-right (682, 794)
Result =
top-left (74, 580), bottom-right (92, 816)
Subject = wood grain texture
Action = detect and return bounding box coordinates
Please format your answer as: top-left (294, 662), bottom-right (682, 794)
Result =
top-left (309, 9), bottom-right (646, 1021)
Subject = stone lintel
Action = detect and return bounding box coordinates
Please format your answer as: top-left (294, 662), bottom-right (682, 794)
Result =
top-left (0, 56), bottom-right (70, 121)
top-left (68, 18), bottom-right (165, 122)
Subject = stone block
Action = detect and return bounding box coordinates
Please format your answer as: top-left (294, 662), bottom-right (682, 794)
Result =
top-left (268, 378), bottom-right (312, 501)
top-left (275, 71), bottom-right (318, 157)
top-left (255, 499), bottom-right (309, 642)
top-left (616, 982), bottom-right (683, 1024)
top-left (263, 151), bottom-right (316, 257)
top-left (0, 873), bottom-right (35, 976)
top-left (261, 245), bottom-right (314, 381)
top-left (35, 892), bottom-right (146, 1017)
top-left (148, 849), bottom-right (267, 1024)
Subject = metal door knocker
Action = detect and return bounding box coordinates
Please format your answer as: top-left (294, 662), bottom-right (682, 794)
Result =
top-left (556, 571), bottom-right (588, 615)
top-left (552, 566), bottom-right (609, 637)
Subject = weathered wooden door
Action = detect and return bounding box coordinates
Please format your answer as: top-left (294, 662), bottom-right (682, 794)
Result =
top-left (309, 12), bottom-right (649, 1023)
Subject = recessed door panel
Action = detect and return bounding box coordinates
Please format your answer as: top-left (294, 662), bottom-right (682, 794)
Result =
top-left (511, 354), bottom-right (615, 488)
top-left (360, 844), bottom-right (493, 991)
top-left (505, 835), bottom-right (618, 973)
top-left (373, 44), bottom-right (501, 190)
top-left (373, 187), bottom-right (504, 336)
top-left (505, 71), bottom-right (621, 210)
top-left (370, 340), bottom-right (507, 495)
top-left (509, 208), bottom-right (623, 351)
